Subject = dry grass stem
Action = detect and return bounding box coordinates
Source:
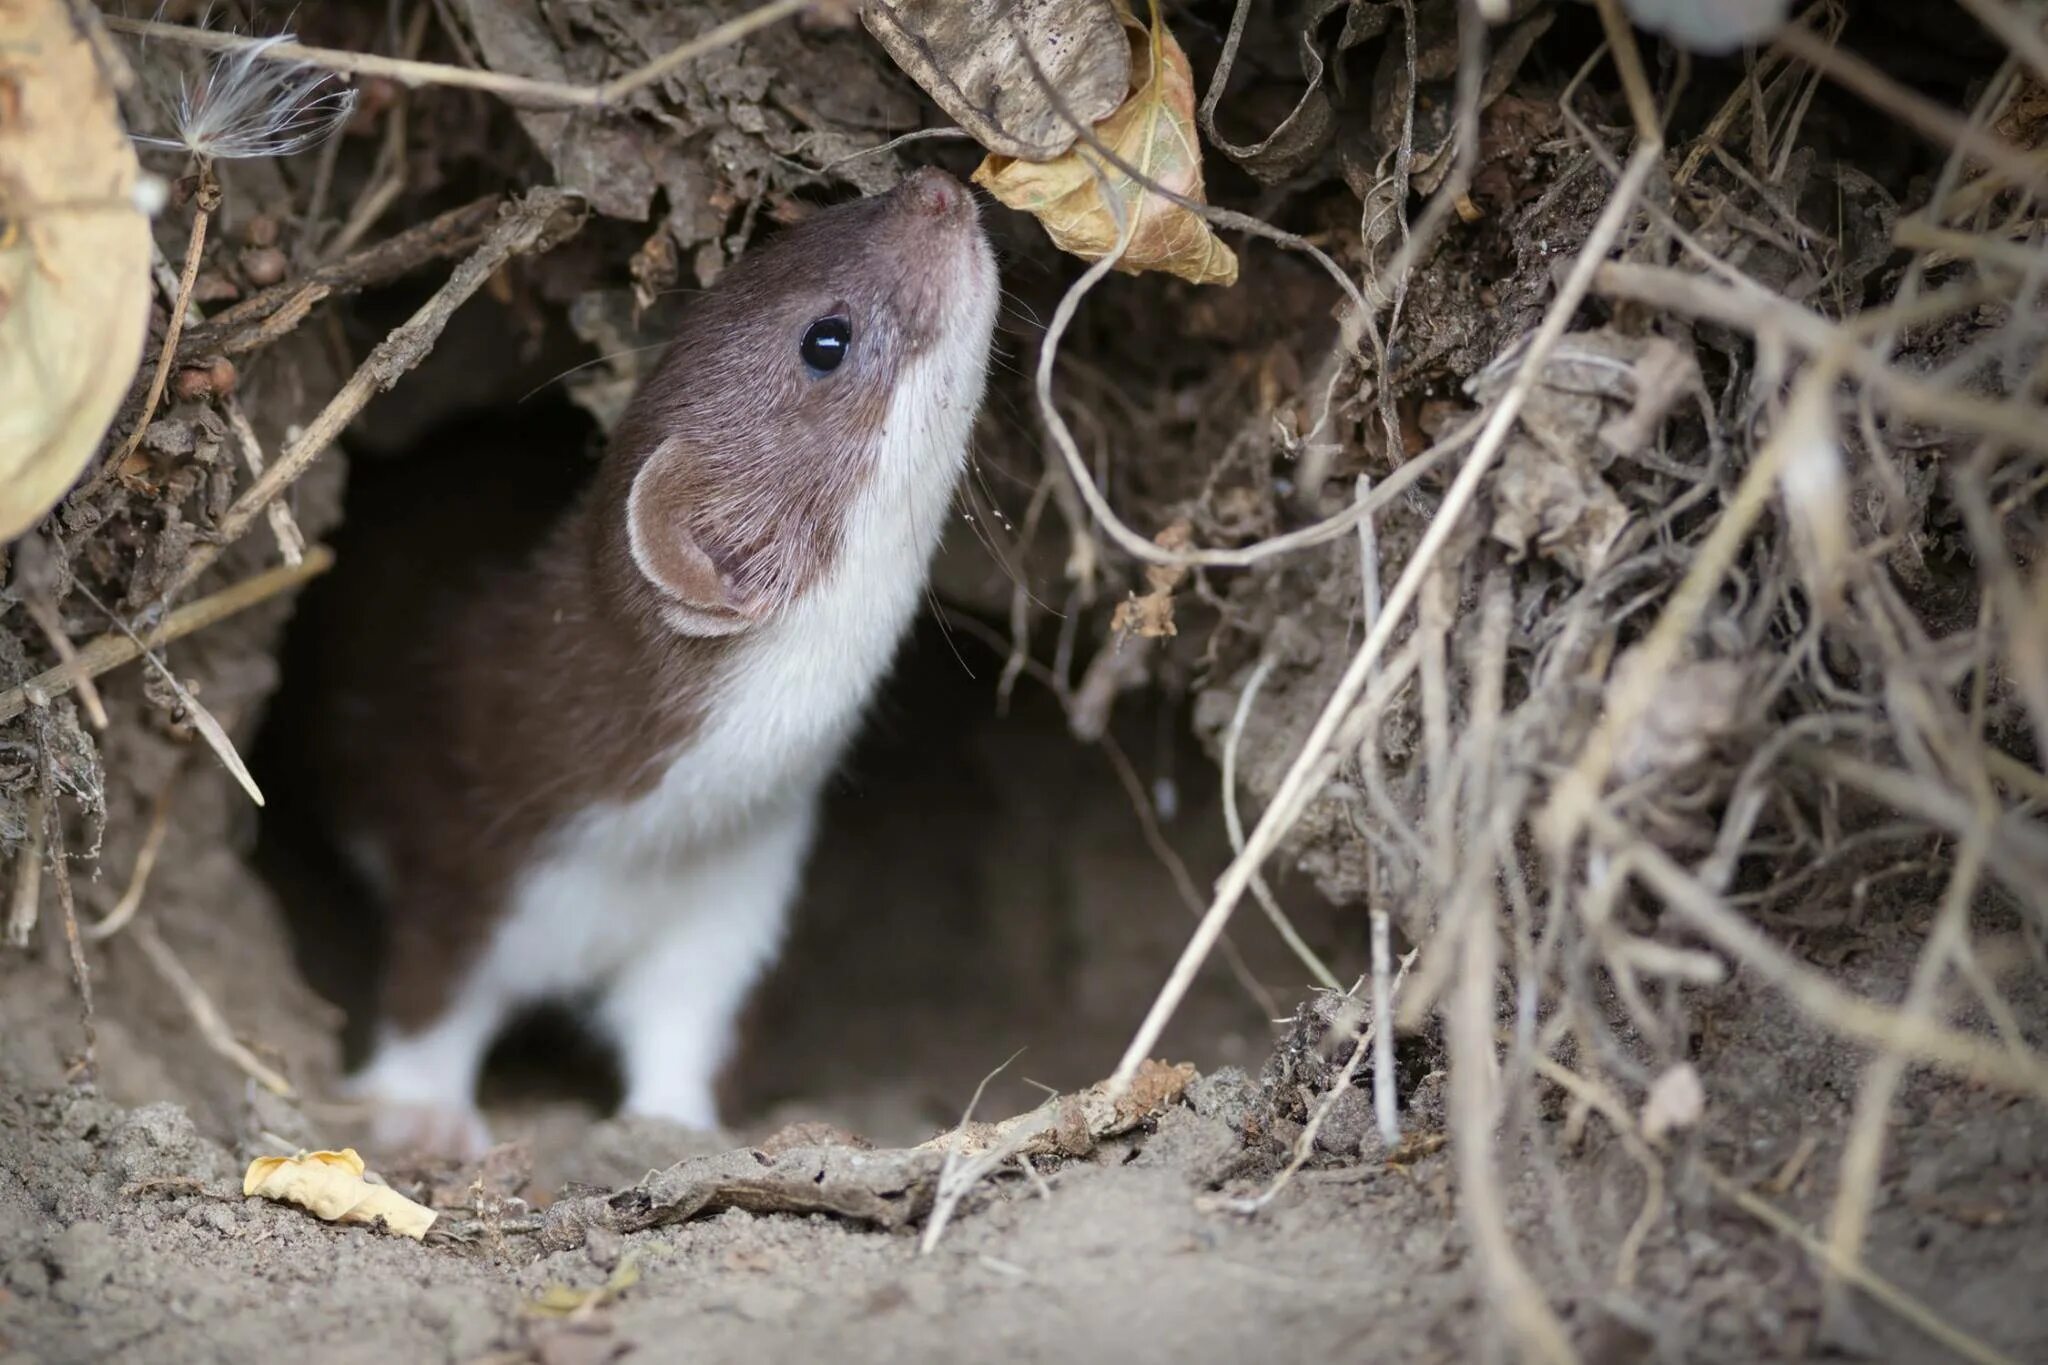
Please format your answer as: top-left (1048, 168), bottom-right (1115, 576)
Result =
top-left (160, 188), bottom-right (581, 604)
top-left (0, 548), bottom-right (332, 726)
top-left (86, 779), bottom-right (177, 943)
top-left (1821, 813), bottom-right (1991, 1314)
top-left (1699, 1163), bottom-right (2018, 1365)
top-left (1774, 22), bottom-right (2047, 195)
top-left (21, 600), bottom-right (109, 731)
top-left (1221, 654), bottom-right (1343, 992)
top-left (130, 920), bottom-right (294, 1097)
top-left (1451, 874), bottom-right (1572, 1364)
top-left (223, 399), bottom-right (306, 567)
top-left (1109, 144), bottom-right (1661, 1099)
top-left (111, 178), bottom-right (213, 477)
top-left (104, 0), bottom-right (811, 111)
top-left (1545, 361), bottom-right (1838, 852)
top-left (1587, 806), bottom-right (2048, 1100)
top-left (42, 786), bottom-right (95, 1074)
top-left (6, 792), bottom-right (45, 949)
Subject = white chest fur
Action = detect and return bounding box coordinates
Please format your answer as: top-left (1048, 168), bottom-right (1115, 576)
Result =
top-left (351, 294), bottom-right (994, 1145)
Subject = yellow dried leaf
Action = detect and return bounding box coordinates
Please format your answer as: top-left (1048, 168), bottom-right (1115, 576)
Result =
top-left (525, 1256), bottom-right (641, 1318)
top-left (242, 1148), bottom-right (437, 1240)
top-left (972, 0), bottom-right (1237, 287)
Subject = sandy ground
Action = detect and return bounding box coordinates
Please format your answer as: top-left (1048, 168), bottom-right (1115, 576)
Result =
top-left (2, 636), bottom-right (2045, 1364)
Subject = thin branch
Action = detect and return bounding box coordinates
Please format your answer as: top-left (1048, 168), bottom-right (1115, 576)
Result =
top-left (102, 1), bottom-right (811, 110)
top-left (1107, 144), bottom-right (1662, 1099)
top-left (157, 188), bottom-right (583, 604)
top-left (0, 548), bottom-right (334, 725)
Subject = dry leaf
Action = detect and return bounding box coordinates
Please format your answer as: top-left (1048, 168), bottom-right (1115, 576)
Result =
top-left (243, 1148), bottom-right (437, 1240)
top-left (1109, 519), bottom-right (1193, 640)
top-left (972, 0), bottom-right (1238, 287)
top-left (1488, 437), bottom-right (1629, 582)
top-left (0, 0), bottom-right (156, 542)
top-left (862, 0), bottom-right (1129, 161)
top-left (526, 1256), bottom-right (641, 1318)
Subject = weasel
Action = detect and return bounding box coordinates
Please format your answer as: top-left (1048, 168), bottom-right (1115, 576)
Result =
top-left (297, 169), bottom-right (997, 1155)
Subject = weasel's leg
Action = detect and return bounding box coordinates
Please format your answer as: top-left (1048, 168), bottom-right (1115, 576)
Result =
top-left (347, 966), bottom-right (509, 1161)
top-left (598, 800), bottom-right (816, 1131)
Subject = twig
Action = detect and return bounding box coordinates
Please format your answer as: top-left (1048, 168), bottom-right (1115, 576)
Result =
top-left (921, 1050), bottom-right (1026, 1255)
top-left (41, 768), bottom-right (96, 1077)
top-left (103, 0), bottom-right (811, 110)
top-left (131, 920), bottom-right (294, 1097)
top-left (1107, 144), bottom-right (1662, 1100)
top-left (1822, 809), bottom-right (1991, 1317)
top-left (1220, 655), bottom-right (1343, 992)
top-left (159, 188), bottom-right (583, 604)
top-left (224, 400), bottom-right (306, 567)
top-left (1698, 1164), bottom-right (2017, 1365)
top-left (6, 792), bottom-right (45, 949)
top-left (1450, 852), bottom-right (1574, 1364)
top-left (21, 600), bottom-right (109, 731)
top-left (72, 581), bottom-right (264, 808)
top-left (111, 174), bottom-right (216, 475)
top-left (1585, 805), bottom-right (2048, 1101)
top-left (86, 777), bottom-right (177, 942)
top-left (0, 548), bottom-right (334, 725)
top-left (176, 194), bottom-right (505, 360)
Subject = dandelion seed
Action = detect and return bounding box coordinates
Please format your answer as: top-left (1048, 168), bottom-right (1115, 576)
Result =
top-left (134, 32), bottom-right (358, 162)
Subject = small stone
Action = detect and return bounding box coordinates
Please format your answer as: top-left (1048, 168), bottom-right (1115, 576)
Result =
top-left (241, 246), bottom-right (288, 287)
top-left (190, 270), bottom-right (240, 304)
top-left (172, 367), bottom-right (216, 402)
top-left (1311, 1085), bottom-right (1374, 1158)
top-left (46, 1222), bottom-right (118, 1304)
top-left (1185, 1066), bottom-right (1259, 1130)
top-left (583, 1225), bottom-right (623, 1270)
top-left (184, 1202), bottom-right (238, 1237)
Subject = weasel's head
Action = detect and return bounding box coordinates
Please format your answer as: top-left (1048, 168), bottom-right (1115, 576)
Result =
top-left (612, 168), bottom-right (998, 636)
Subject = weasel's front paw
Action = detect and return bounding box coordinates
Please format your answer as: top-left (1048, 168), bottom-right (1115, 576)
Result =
top-left (362, 1098), bottom-right (494, 1162)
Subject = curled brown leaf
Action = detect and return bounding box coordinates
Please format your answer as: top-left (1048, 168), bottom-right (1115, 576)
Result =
top-left (972, 0), bottom-right (1238, 287)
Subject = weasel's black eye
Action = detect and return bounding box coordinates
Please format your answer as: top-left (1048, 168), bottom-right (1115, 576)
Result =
top-left (799, 315), bottom-right (852, 374)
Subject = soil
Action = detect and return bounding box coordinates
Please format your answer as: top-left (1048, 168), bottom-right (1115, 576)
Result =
top-left (2, 876), bottom-right (2045, 1364)
top-left (4, 2), bottom-right (2045, 1362)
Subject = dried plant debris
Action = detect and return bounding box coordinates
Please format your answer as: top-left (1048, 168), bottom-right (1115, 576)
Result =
top-left (132, 30), bottom-right (359, 161)
top-left (243, 1148), bottom-right (438, 1240)
top-left (862, 0), bottom-right (1131, 159)
top-left (449, 0), bottom-right (920, 275)
top-left (973, 0), bottom-right (1238, 285)
top-left (0, 0), bottom-right (154, 542)
top-left (538, 1061), bottom-right (1194, 1252)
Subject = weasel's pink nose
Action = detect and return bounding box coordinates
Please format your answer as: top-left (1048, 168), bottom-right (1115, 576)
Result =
top-left (898, 167), bottom-right (968, 220)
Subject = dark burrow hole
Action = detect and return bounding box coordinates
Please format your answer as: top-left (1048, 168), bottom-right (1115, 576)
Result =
top-left (249, 390), bottom-right (1355, 1145)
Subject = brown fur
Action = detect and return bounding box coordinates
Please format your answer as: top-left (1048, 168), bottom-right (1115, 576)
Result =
top-left (287, 172), bottom-right (977, 1031)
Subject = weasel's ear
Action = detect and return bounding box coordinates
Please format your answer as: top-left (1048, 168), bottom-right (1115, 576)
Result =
top-left (625, 442), bottom-right (761, 637)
